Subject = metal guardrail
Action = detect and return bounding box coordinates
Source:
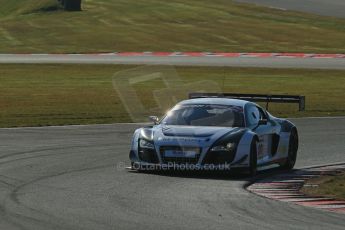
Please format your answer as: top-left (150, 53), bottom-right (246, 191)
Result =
top-left (189, 92), bottom-right (306, 111)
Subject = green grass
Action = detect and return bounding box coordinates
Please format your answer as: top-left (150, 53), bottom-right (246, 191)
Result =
top-left (0, 0), bottom-right (345, 53)
top-left (302, 173), bottom-right (345, 201)
top-left (0, 64), bottom-right (345, 127)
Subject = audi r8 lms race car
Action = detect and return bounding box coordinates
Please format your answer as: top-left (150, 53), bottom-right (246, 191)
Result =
top-left (129, 93), bottom-right (301, 176)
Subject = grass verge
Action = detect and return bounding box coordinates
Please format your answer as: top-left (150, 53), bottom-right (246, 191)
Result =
top-left (302, 172), bottom-right (345, 201)
top-left (0, 64), bottom-right (345, 127)
top-left (0, 0), bottom-right (344, 53)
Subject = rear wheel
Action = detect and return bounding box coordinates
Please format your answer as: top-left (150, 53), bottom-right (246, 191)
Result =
top-left (249, 139), bottom-right (258, 177)
top-left (280, 129), bottom-right (298, 170)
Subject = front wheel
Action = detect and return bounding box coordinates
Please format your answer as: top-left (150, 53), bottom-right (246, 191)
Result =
top-left (249, 139), bottom-right (258, 177)
top-left (280, 129), bottom-right (298, 170)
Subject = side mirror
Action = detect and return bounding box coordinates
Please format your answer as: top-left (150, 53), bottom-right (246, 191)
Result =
top-left (149, 116), bottom-right (159, 125)
top-left (258, 119), bottom-right (268, 126)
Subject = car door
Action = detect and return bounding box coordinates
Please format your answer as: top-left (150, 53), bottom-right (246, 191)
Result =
top-left (245, 104), bottom-right (277, 164)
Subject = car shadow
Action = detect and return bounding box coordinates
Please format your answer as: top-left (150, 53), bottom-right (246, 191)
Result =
top-left (128, 165), bottom-right (291, 182)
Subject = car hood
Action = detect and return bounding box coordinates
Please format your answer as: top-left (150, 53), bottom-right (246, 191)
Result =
top-left (160, 125), bottom-right (237, 137)
top-left (150, 125), bottom-right (246, 147)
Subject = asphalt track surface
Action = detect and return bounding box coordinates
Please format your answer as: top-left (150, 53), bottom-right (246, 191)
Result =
top-left (235, 0), bottom-right (345, 18)
top-left (0, 117), bottom-right (344, 230)
top-left (1, 54), bottom-right (345, 69)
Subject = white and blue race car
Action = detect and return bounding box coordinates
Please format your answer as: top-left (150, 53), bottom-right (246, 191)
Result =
top-left (129, 93), bottom-right (301, 176)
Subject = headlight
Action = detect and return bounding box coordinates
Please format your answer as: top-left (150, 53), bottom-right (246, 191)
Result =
top-left (139, 139), bottom-right (154, 149)
top-left (211, 142), bottom-right (237, 152)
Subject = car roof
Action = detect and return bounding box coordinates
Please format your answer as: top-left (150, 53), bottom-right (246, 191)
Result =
top-left (178, 98), bottom-right (249, 107)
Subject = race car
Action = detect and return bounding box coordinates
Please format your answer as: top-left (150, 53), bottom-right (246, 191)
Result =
top-left (129, 93), bottom-right (302, 176)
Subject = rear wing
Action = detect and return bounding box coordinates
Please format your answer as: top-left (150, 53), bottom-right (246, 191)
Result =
top-left (189, 93), bottom-right (305, 111)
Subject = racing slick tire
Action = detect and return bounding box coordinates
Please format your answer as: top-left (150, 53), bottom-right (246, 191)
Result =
top-left (280, 129), bottom-right (298, 170)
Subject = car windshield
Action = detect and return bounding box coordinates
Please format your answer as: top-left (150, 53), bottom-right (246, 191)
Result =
top-left (161, 104), bottom-right (245, 127)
